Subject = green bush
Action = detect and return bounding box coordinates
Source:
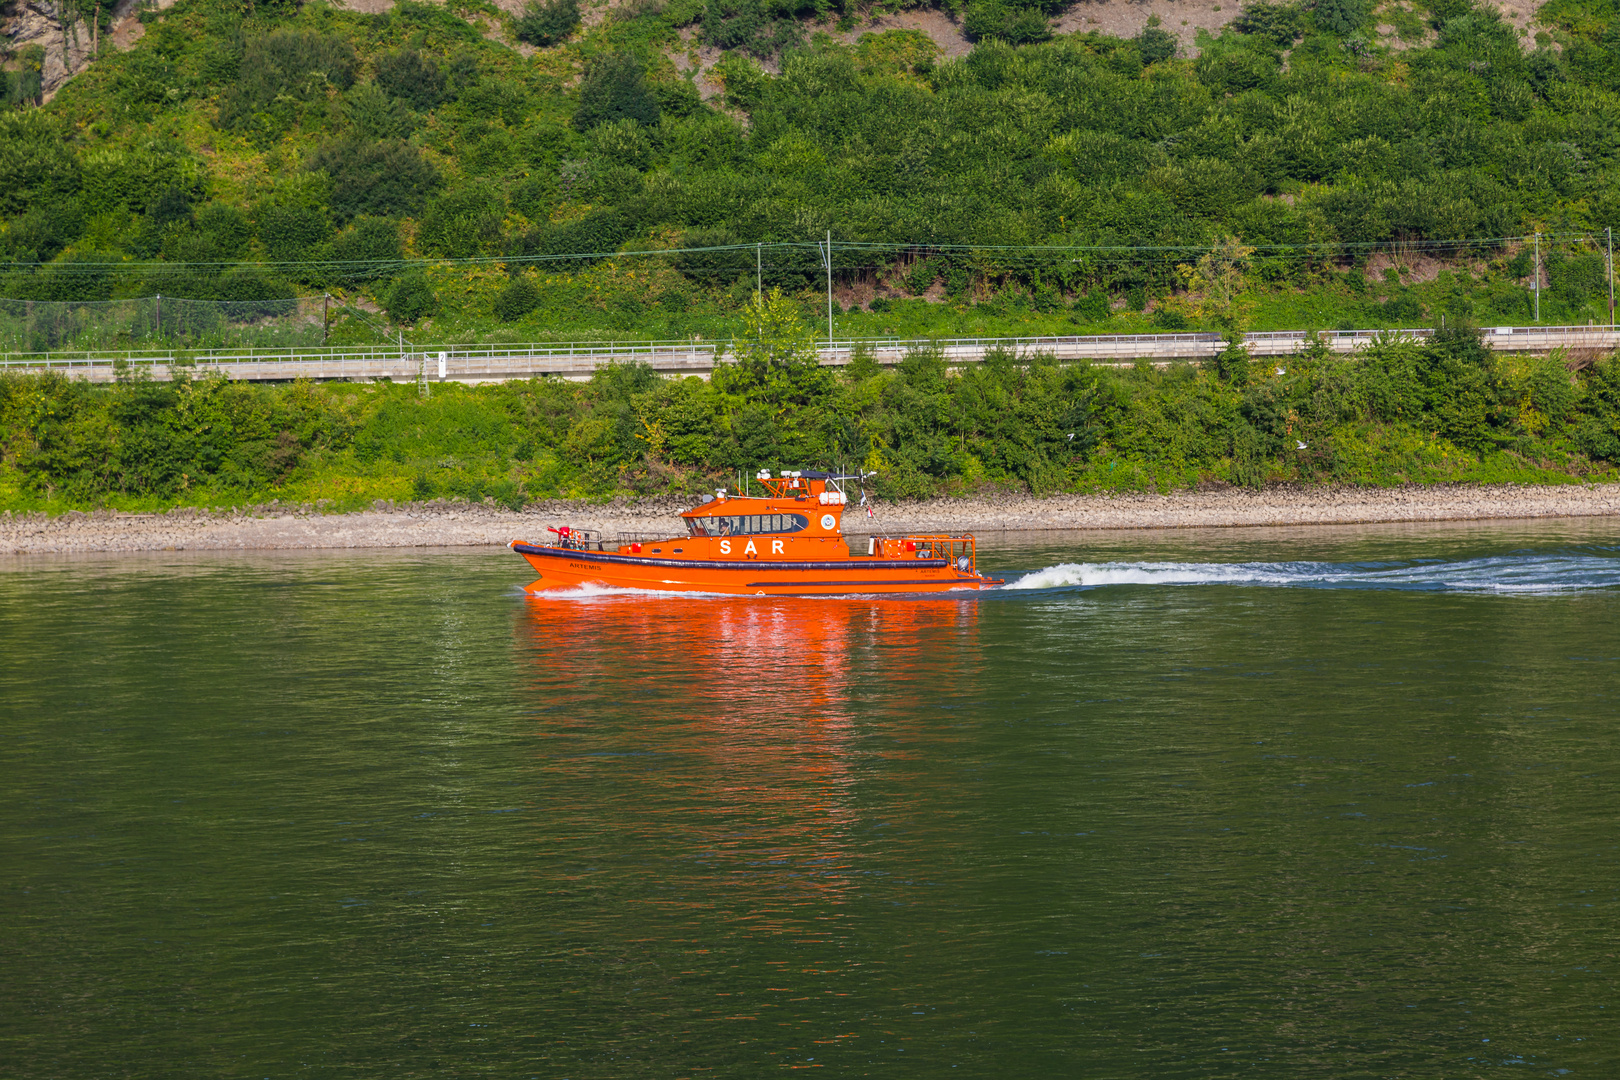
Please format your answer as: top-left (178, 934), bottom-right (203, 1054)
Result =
top-left (573, 52), bottom-right (660, 131)
top-left (1072, 289), bottom-right (1112, 323)
top-left (374, 49), bottom-right (446, 111)
top-left (513, 0), bottom-right (581, 47)
top-left (256, 203), bottom-right (330, 264)
top-left (1313, 0), bottom-right (1368, 35)
top-left (384, 271), bottom-right (439, 324)
top-left (318, 216), bottom-right (403, 286)
top-left (218, 31), bottom-right (357, 142)
top-left (493, 276), bottom-right (542, 321)
top-left (307, 140), bottom-right (441, 222)
top-left (674, 229), bottom-right (749, 284)
top-left (341, 82), bottom-right (416, 141)
top-left (1138, 26), bottom-right (1177, 64)
top-left (700, 0), bottom-right (802, 57)
top-left (1233, 1), bottom-right (1304, 44)
top-left (418, 185), bottom-right (506, 259)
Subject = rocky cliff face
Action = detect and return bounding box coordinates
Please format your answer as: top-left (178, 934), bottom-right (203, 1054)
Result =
top-left (2, 0), bottom-right (143, 100)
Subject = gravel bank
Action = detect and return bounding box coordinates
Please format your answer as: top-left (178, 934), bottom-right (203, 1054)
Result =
top-left (4, 484), bottom-right (1619, 555)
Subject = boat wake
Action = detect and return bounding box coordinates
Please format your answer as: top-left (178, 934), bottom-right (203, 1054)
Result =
top-left (1004, 550), bottom-right (1620, 595)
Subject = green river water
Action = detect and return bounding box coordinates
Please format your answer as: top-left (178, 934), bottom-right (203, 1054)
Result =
top-left (2, 521), bottom-right (1618, 1078)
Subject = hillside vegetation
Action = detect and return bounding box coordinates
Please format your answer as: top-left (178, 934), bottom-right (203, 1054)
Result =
top-left (4, 0), bottom-right (1620, 510)
top-left (3, 295), bottom-right (1619, 510)
top-left (0, 0), bottom-right (1617, 350)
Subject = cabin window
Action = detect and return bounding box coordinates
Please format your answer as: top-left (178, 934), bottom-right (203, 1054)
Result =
top-left (687, 513), bottom-right (808, 536)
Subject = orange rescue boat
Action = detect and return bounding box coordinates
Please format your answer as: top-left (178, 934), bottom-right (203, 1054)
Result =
top-left (510, 469), bottom-right (1002, 595)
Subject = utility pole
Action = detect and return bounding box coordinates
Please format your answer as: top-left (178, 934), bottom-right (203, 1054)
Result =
top-left (322, 293), bottom-right (330, 345)
top-left (819, 230), bottom-right (833, 350)
top-left (756, 243), bottom-right (762, 303)
top-left (1608, 226), bottom-right (1614, 328)
top-left (1534, 232), bottom-right (1541, 325)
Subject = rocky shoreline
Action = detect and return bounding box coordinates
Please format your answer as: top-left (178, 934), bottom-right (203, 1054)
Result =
top-left (4, 483), bottom-right (1620, 554)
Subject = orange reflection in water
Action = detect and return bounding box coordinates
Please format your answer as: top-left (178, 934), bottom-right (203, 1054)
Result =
top-left (514, 594), bottom-right (984, 925)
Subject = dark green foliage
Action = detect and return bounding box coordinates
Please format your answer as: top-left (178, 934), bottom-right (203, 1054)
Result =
top-left (194, 204), bottom-right (255, 262)
top-left (384, 270), bottom-right (439, 323)
top-left (319, 216), bottom-right (403, 286)
top-left (521, 209), bottom-right (638, 270)
top-left (674, 230), bottom-right (749, 284)
top-left (1071, 290), bottom-right (1112, 323)
top-left (700, 0), bottom-right (802, 57)
top-left (458, 79), bottom-right (531, 127)
top-left (374, 49), bottom-right (446, 111)
top-left (964, 2), bottom-right (1054, 45)
top-left (1575, 358), bottom-right (1620, 461)
top-left (341, 82), bottom-right (416, 140)
top-left (1313, 0), bottom-right (1368, 35)
top-left (0, 372), bottom-right (350, 501)
top-left (573, 52), bottom-right (660, 132)
top-left (1234, 1), bottom-right (1305, 44)
top-left (213, 269), bottom-right (298, 313)
top-left (218, 31), bottom-right (357, 142)
top-left (256, 203), bottom-right (330, 264)
top-left (4, 44), bottom-right (44, 107)
top-left (418, 185), bottom-right (506, 259)
top-left (513, 0), bottom-right (581, 47)
top-left (0, 111), bottom-right (79, 219)
top-left (1138, 26), bottom-right (1177, 64)
top-left (493, 277), bottom-right (542, 321)
top-left (308, 140), bottom-right (441, 222)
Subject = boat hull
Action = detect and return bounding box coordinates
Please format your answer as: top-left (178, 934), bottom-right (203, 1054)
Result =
top-left (511, 543), bottom-right (1001, 595)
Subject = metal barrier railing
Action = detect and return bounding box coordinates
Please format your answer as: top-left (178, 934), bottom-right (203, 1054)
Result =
top-left (2, 326), bottom-right (1616, 374)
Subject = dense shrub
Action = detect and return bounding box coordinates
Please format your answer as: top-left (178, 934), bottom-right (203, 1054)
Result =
top-left (319, 216), bottom-right (403, 286)
top-left (513, 0), bottom-right (581, 47)
top-left (342, 82), bottom-right (416, 140)
top-left (385, 270), bottom-right (439, 323)
top-left (493, 276), bottom-right (542, 321)
top-left (218, 31), bottom-right (357, 141)
top-left (1138, 26), bottom-right (1177, 64)
top-left (307, 140), bottom-right (441, 222)
top-left (0, 112), bottom-right (80, 218)
top-left (374, 49), bottom-right (446, 111)
top-left (699, 0), bottom-right (802, 57)
top-left (1233, 1), bottom-right (1305, 44)
top-left (573, 52), bottom-right (660, 131)
top-left (256, 203), bottom-right (331, 264)
top-left (417, 185), bottom-right (505, 259)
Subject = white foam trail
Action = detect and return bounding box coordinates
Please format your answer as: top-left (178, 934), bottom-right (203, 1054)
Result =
top-left (1007, 561), bottom-right (1302, 590)
top-left (1005, 554), bottom-right (1620, 595)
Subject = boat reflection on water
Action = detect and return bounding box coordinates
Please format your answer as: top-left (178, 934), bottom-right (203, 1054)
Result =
top-left (512, 591), bottom-right (985, 930)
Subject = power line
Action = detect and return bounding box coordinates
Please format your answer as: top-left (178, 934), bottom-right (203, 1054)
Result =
top-left (5, 232), bottom-right (1612, 278)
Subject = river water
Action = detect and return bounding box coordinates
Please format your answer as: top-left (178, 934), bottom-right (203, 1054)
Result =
top-left (3, 521), bottom-right (1617, 1078)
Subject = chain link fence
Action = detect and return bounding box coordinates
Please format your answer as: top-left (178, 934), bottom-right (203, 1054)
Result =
top-left (0, 295), bottom-right (327, 354)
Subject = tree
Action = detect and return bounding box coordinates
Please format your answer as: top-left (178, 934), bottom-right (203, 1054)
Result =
top-left (374, 49), bottom-right (446, 111)
top-left (308, 139), bottom-right (441, 222)
top-left (1138, 25), bottom-right (1177, 64)
top-left (385, 271), bottom-right (438, 324)
top-left (1174, 238), bottom-right (1256, 335)
top-left (713, 289), bottom-right (830, 412)
top-left (572, 52), bottom-right (659, 132)
top-left (513, 0), bottom-right (581, 47)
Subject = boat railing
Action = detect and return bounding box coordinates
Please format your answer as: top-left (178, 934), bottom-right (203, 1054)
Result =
top-left (546, 528), bottom-right (606, 551)
top-left (869, 533), bottom-right (979, 572)
top-left (615, 531), bottom-right (679, 544)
